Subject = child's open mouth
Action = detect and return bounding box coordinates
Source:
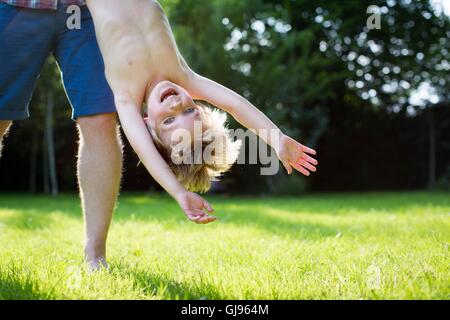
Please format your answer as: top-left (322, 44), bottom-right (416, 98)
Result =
top-left (160, 88), bottom-right (178, 103)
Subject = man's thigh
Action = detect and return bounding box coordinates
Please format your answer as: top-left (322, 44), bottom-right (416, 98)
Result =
top-left (0, 3), bottom-right (55, 120)
top-left (54, 6), bottom-right (116, 121)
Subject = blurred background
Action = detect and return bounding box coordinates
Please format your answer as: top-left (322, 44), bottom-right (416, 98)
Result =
top-left (0, 0), bottom-right (449, 195)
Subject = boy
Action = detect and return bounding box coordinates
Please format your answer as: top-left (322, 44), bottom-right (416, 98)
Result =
top-left (86, 0), bottom-right (318, 224)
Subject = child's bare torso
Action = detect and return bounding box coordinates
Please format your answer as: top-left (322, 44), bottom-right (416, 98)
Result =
top-left (87, 0), bottom-right (190, 101)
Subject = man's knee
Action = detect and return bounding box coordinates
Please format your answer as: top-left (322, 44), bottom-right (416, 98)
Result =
top-left (0, 120), bottom-right (12, 158)
top-left (77, 113), bottom-right (122, 147)
top-left (77, 113), bottom-right (117, 135)
top-left (0, 120), bottom-right (12, 138)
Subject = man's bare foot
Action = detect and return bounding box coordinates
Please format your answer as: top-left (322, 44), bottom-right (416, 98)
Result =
top-left (84, 256), bottom-right (109, 272)
top-left (84, 246), bottom-right (109, 272)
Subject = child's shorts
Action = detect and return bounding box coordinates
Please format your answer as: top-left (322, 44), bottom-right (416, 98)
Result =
top-left (0, 2), bottom-right (115, 120)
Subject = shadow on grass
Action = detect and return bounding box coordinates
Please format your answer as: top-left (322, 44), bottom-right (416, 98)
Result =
top-left (0, 191), bottom-right (448, 238)
top-left (0, 275), bottom-right (51, 300)
top-left (0, 211), bottom-right (61, 231)
top-left (0, 194), bottom-right (80, 230)
top-left (0, 196), bottom-right (343, 239)
top-left (216, 207), bottom-right (341, 239)
top-left (0, 194), bottom-right (81, 217)
top-left (117, 265), bottom-right (227, 300)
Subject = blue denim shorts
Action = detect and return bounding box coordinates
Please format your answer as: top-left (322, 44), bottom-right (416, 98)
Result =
top-left (0, 2), bottom-right (115, 120)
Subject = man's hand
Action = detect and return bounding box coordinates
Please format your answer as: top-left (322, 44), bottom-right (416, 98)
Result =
top-left (175, 191), bottom-right (217, 224)
top-left (277, 134), bottom-right (318, 176)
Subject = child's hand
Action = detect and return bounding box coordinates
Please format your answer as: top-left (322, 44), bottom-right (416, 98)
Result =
top-left (277, 134), bottom-right (318, 176)
top-left (176, 191), bottom-right (217, 224)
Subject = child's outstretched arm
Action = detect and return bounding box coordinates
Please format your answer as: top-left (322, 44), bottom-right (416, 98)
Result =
top-left (184, 73), bottom-right (318, 176)
top-left (114, 93), bottom-right (216, 224)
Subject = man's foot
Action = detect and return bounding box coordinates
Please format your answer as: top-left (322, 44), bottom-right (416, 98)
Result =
top-left (84, 246), bottom-right (109, 272)
top-left (84, 256), bottom-right (109, 272)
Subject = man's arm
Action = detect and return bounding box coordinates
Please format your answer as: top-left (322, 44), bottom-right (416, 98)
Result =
top-left (184, 72), bottom-right (318, 175)
top-left (114, 93), bottom-right (216, 223)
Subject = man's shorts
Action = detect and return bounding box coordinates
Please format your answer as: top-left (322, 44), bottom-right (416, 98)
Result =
top-left (0, 2), bottom-right (115, 120)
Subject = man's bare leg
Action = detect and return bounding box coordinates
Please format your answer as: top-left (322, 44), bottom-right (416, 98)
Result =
top-left (0, 120), bottom-right (12, 158)
top-left (76, 113), bottom-right (123, 270)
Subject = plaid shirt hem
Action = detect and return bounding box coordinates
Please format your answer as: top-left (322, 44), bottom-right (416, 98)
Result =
top-left (0, 0), bottom-right (85, 10)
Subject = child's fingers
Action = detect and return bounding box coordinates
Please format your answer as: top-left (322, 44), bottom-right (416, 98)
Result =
top-left (296, 159), bottom-right (316, 172)
top-left (187, 213), bottom-right (201, 220)
top-left (204, 213), bottom-right (217, 222)
top-left (188, 215), bottom-right (201, 222)
top-left (187, 210), bottom-right (203, 217)
top-left (300, 145), bottom-right (316, 155)
top-left (292, 162), bottom-right (310, 176)
top-left (203, 200), bottom-right (214, 213)
top-left (186, 209), bottom-right (205, 220)
top-left (301, 153), bottom-right (318, 165)
top-left (197, 215), bottom-right (217, 224)
top-left (281, 160), bottom-right (293, 175)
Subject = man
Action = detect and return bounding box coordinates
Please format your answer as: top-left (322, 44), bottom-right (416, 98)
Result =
top-left (0, 0), bottom-right (122, 270)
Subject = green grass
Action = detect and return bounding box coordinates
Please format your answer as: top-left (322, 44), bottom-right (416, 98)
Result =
top-left (0, 191), bottom-right (449, 300)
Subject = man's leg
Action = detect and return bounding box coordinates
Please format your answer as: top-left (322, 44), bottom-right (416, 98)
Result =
top-left (76, 113), bottom-right (123, 269)
top-left (53, 4), bottom-right (121, 269)
top-left (0, 121), bottom-right (12, 158)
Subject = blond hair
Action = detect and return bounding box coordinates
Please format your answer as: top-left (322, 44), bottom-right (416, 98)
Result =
top-left (147, 103), bottom-right (241, 193)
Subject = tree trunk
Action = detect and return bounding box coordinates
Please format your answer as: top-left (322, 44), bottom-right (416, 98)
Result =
top-left (46, 92), bottom-right (58, 196)
top-left (42, 127), bottom-right (49, 194)
top-left (427, 107), bottom-right (436, 188)
top-left (29, 130), bottom-right (38, 193)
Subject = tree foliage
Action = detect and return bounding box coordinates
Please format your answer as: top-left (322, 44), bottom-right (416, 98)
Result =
top-left (1, 0), bottom-right (449, 193)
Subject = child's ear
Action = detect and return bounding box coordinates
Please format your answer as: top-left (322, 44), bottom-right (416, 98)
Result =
top-left (141, 102), bottom-right (148, 118)
top-left (143, 116), bottom-right (150, 128)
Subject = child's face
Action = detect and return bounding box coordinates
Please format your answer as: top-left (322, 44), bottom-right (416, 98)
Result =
top-left (146, 80), bottom-right (202, 147)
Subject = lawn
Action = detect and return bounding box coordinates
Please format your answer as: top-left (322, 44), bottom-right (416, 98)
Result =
top-left (0, 192), bottom-right (448, 300)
